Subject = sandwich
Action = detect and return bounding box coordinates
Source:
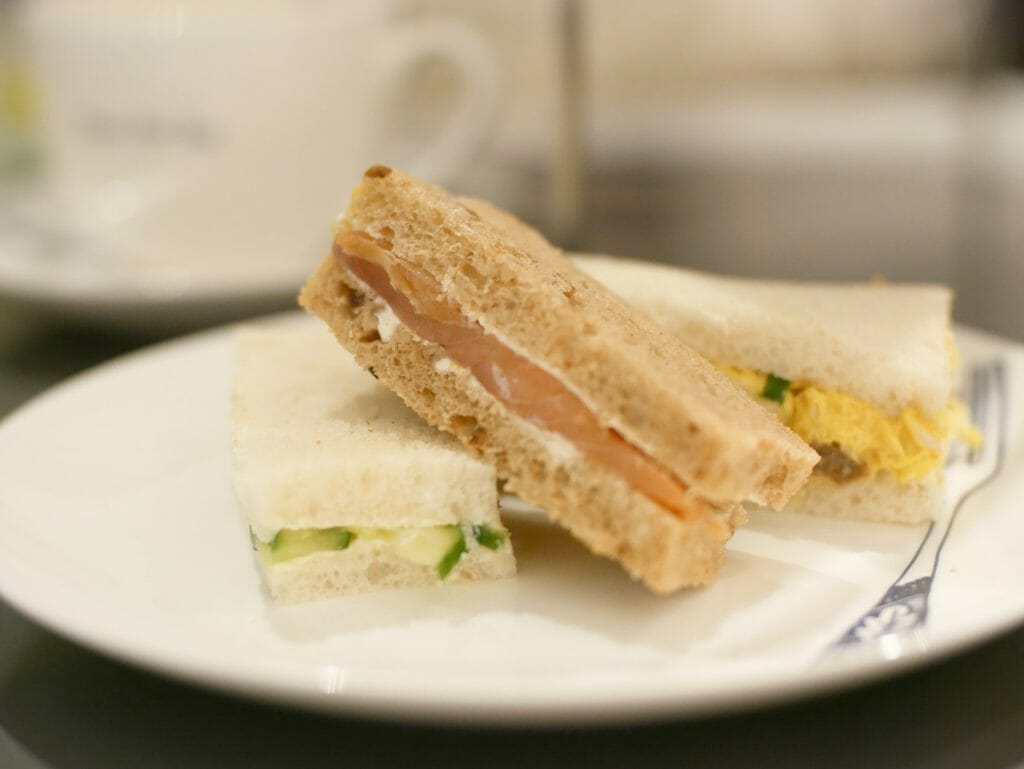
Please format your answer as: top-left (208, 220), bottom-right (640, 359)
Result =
top-left (231, 321), bottom-right (515, 603)
top-left (299, 166), bottom-right (818, 594)
top-left (575, 254), bottom-right (980, 524)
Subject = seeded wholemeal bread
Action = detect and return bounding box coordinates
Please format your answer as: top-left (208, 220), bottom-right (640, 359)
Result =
top-left (231, 321), bottom-right (515, 603)
top-left (300, 275), bottom-right (745, 589)
top-left (300, 166), bottom-right (817, 593)
top-left (313, 166), bottom-right (815, 504)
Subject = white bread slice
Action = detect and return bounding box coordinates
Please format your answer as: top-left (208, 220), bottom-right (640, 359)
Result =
top-left (231, 321), bottom-right (515, 603)
top-left (782, 473), bottom-right (943, 525)
top-left (300, 167), bottom-right (817, 592)
top-left (574, 254), bottom-right (958, 525)
top-left (574, 254), bottom-right (954, 417)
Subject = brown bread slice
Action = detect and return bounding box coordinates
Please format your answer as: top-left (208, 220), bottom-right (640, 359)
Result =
top-left (300, 166), bottom-right (817, 592)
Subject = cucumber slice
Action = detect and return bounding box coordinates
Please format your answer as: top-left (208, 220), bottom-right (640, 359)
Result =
top-left (391, 524), bottom-right (463, 572)
top-left (255, 522), bottom-right (479, 578)
top-left (384, 525), bottom-right (473, 579)
top-left (471, 524), bottom-right (504, 550)
top-left (259, 527), bottom-right (352, 564)
top-left (436, 526), bottom-right (468, 579)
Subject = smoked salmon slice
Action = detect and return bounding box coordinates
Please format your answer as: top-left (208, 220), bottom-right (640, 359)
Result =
top-left (334, 235), bottom-right (701, 520)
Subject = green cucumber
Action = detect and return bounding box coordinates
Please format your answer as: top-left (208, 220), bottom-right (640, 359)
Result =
top-left (471, 524), bottom-right (505, 550)
top-left (259, 527), bottom-right (353, 564)
top-left (760, 373), bottom-right (791, 404)
top-left (254, 521), bottom-right (495, 578)
top-left (436, 526), bottom-right (468, 579)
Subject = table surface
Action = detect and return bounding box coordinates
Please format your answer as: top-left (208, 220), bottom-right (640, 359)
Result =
top-left (0, 307), bottom-right (1022, 769)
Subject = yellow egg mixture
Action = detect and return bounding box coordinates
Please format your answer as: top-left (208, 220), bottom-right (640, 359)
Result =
top-left (718, 365), bottom-right (981, 483)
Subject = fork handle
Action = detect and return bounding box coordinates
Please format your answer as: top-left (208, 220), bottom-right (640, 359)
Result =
top-left (836, 576), bottom-right (932, 645)
top-left (895, 520), bottom-right (945, 585)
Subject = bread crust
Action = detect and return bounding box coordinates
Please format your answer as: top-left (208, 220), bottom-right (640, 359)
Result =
top-left (777, 473), bottom-right (942, 524)
top-left (300, 255), bottom-right (742, 591)
top-left (328, 168), bottom-right (817, 508)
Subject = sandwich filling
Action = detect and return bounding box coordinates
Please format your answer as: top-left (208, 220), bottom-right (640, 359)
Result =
top-left (253, 522), bottom-right (507, 579)
top-left (333, 234), bottom-right (705, 521)
top-left (719, 365), bottom-right (980, 483)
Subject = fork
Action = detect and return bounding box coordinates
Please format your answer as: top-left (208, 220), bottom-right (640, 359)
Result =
top-left (827, 359), bottom-right (1008, 655)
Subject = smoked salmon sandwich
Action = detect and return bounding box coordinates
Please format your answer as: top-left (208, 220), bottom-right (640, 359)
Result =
top-left (299, 166), bottom-right (818, 594)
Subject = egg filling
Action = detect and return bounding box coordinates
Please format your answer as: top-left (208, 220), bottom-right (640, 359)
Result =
top-left (718, 365), bottom-right (980, 484)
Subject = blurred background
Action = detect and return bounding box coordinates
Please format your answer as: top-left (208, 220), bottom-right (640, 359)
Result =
top-left (1, 0), bottom-right (1023, 340)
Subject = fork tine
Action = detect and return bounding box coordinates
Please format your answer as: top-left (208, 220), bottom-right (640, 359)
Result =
top-left (991, 360), bottom-right (1008, 464)
top-left (966, 364), bottom-right (981, 463)
top-left (976, 364), bottom-right (989, 419)
top-left (967, 362), bottom-right (995, 464)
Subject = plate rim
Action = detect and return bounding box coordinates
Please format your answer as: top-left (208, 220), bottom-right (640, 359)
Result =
top-left (0, 316), bottom-right (1021, 725)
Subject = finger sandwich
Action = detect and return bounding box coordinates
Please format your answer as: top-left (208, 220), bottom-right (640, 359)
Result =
top-left (299, 166), bottom-right (818, 594)
top-left (576, 255), bottom-right (980, 524)
top-left (231, 321), bottom-right (515, 603)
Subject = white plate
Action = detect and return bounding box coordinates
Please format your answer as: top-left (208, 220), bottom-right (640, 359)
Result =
top-left (0, 317), bottom-right (1021, 725)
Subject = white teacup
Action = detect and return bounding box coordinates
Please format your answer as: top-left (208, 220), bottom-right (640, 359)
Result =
top-left (17, 0), bottom-right (497, 287)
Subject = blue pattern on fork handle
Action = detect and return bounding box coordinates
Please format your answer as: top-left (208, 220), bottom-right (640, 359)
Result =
top-left (829, 360), bottom-right (1008, 652)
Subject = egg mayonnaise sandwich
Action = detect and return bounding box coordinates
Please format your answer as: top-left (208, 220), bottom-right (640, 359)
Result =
top-left (299, 166), bottom-right (818, 594)
top-left (576, 255), bottom-right (980, 525)
top-left (231, 321), bottom-right (516, 603)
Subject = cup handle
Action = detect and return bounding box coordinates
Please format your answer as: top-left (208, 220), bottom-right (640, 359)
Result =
top-left (375, 19), bottom-right (498, 184)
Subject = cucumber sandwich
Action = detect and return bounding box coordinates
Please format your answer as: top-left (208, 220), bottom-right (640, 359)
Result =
top-left (231, 322), bottom-right (515, 603)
